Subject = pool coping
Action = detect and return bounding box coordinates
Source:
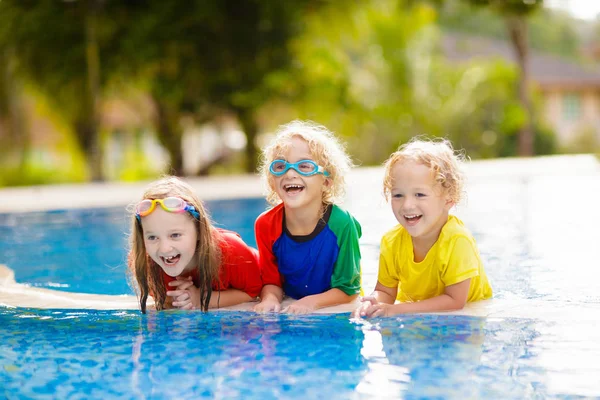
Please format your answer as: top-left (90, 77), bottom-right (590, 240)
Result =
top-left (1, 154), bottom-right (599, 214)
top-left (2, 264), bottom-right (599, 322)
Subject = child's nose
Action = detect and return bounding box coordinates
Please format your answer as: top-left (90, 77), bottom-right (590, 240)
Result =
top-left (285, 167), bottom-right (300, 177)
top-left (402, 196), bottom-right (415, 209)
top-left (159, 240), bottom-right (173, 253)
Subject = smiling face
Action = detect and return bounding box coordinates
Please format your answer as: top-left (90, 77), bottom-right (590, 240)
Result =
top-left (270, 135), bottom-right (329, 211)
top-left (389, 160), bottom-right (453, 248)
top-left (141, 207), bottom-right (198, 277)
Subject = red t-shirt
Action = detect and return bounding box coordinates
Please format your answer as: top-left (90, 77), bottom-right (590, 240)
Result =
top-left (161, 228), bottom-right (262, 298)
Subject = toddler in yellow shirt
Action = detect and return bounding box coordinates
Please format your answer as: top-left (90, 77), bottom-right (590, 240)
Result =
top-left (354, 137), bottom-right (492, 318)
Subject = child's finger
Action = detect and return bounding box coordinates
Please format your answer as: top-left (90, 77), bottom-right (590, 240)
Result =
top-left (371, 307), bottom-right (385, 317)
top-left (166, 289), bottom-right (185, 297)
top-left (172, 299), bottom-right (187, 307)
top-left (168, 280), bottom-right (192, 289)
top-left (363, 304), bottom-right (380, 318)
top-left (360, 296), bottom-right (378, 305)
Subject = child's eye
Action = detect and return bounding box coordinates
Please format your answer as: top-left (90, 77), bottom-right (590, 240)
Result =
top-left (145, 235), bottom-right (157, 241)
top-left (298, 162), bottom-right (313, 171)
top-left (170, 233), bottom-right (182, 239)
top-left (392, 193), bottom-right (403, 198)
top-left (416, 193), bottom-right (426, 198)
top-left (272, 162), bottom-right (286, 171)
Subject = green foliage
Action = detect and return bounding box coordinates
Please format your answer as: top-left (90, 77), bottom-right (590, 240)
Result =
top-left (560, 127), bottom-right (600, 154)
top-left (0, 157), bottom-right (86, 187)
top-left (266, 0), bottom-right (553, 165)
top-left (496, 122), bottom-right (557, 157)
top-left (0, 0), bottom-right (570, 186)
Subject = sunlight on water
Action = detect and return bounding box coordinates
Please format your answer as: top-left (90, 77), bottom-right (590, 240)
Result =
top-left (1, 156), bottom-right (600, 398)
top-left (2, 310), bottom-right (598, 398)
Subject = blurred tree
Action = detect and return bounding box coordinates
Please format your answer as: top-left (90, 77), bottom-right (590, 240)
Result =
top-left (117, 0), bottom-right (315, 175)
top-left (0, 6), bottom-right (29, 180)
top-left (266, 0), bottom-right (550, 164)
top-left (0, 0), bottom-right (127, 181)
top-left (273, 0), bottom-right (438, 164)
top-left (438, 0), bottom-right (580, 59)
top-left (0, 45), bottom-right (29, 181)
top-left (460, 0), bottom-right (543, 157)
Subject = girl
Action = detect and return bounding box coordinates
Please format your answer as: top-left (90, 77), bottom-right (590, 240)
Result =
top-left (253, 120), bottom-right (362, 314)
top-left (355, 137), bottom-right (492, 318)
top-left (128, 176), bottom-right (262, 313)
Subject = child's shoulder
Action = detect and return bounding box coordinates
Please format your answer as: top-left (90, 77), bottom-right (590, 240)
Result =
top-left (255, 203), bottom-right (284, 226)
top-left (381, 224), bottom-right (407, 246)
top-left (440, 215), bottom-right (476, 244)
top-left (329, 204), bottom-right (361, 232)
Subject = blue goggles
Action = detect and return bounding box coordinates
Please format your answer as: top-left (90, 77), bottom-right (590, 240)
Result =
top-left (269, 159), bottom-right (330, 177)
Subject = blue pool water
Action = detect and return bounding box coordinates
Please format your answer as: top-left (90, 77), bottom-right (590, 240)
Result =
top-left (1, 309), bottom-right (592, 399)
top-left (2, 159), bottom-right (600, 399)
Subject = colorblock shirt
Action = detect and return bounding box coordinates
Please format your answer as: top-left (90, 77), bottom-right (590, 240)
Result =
top-left (255, 203), bottom-right (362, 299)
top-left (161, 228), bottom-right (262, 298)
top-left (378, 215), bottom-right (492, 303)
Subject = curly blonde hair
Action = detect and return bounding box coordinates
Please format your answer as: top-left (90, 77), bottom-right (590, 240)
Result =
top-left (258, 120), bottom-right (353, 206)
top-left (383, 137), bottom-right (466, 204)
top-left (127, 176), bottom-right (221, 313)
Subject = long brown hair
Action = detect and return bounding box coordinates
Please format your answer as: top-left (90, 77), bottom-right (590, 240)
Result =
top-left (127, 176), bottom-right (221, 313)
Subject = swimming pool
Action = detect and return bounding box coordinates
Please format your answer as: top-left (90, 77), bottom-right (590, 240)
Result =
top-left (1, 155), bottom-right (600, 398)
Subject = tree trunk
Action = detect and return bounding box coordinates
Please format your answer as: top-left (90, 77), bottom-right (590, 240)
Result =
top-left (237, 108), bottom-right (259, 173)
top-left (153, 98), bottom-right (184, 176)
top-left (1, 46), bottom-right (29, 171)
top-left (506, 15), bottom-right (534, 156)
top-left (83, 0), bottom-right (103, 181)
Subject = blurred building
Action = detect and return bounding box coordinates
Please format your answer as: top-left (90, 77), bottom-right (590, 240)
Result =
top-left (443, 34), bottom-right (600, 148)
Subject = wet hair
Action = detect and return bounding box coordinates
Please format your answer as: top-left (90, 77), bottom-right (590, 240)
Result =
top-left (127, 176), bottom-right (221, 313)
top-left (382, 137), bottom-right (466, 204)
top-left (258, 120), bottom-right (353, 207)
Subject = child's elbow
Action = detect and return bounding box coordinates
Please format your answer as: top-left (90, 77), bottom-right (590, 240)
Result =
top-left (347, 293), bottom-right (359, 302)
top-left (452, 298), bottom-right (467, 311)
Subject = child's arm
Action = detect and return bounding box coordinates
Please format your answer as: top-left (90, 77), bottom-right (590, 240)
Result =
top-left (207, 289), bottom-right (252, 309)
top-left (362, 278), bottom-right (471, 317)
top-left (168, 277), bottom-right (254, 310)
top-left (253, 210), bottom-right (285, 313)
top-left (254, 285), bottom-right (284, 313)
top-left (283, 288), bottom-right (358, 314)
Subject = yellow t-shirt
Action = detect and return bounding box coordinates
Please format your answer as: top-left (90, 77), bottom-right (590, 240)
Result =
top-left (378, 215), bottom-right (492, 303)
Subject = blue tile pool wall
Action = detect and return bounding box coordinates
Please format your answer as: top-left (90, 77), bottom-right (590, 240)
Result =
top-left (0, 198), bottom-right (268, 295)
top-left (1, 310), bottom-right (592, 399)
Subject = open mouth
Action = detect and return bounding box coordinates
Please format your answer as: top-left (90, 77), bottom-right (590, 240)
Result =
top-left (284, 184), bottom-right (305, 194)
top-left (161, 254), bottom-right (181, 266)
top-left (404, 214), bottom-right (422, 225)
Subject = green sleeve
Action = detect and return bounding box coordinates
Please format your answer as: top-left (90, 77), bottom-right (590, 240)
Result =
top-left (328, 206), bottom-right (362, 295)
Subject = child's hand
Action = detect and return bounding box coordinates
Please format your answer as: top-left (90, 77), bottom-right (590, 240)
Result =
top-left (253, 298), bottom-right (282, 313)
top-left (351, 296), bottom-right (378, 318)
top-left (167, 276), bottom-right (200, 310)
top-left (282, 298), bottom-right (317, 315)
top-left (360, 301), bottom-right (397, 318)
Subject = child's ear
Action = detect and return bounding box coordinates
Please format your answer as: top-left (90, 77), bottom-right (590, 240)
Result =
top-left (444, 196), bottom-right (454, 210)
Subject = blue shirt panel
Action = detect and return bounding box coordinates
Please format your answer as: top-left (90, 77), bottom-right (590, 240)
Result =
top-left (272, 225), bottom-right (340, 299)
